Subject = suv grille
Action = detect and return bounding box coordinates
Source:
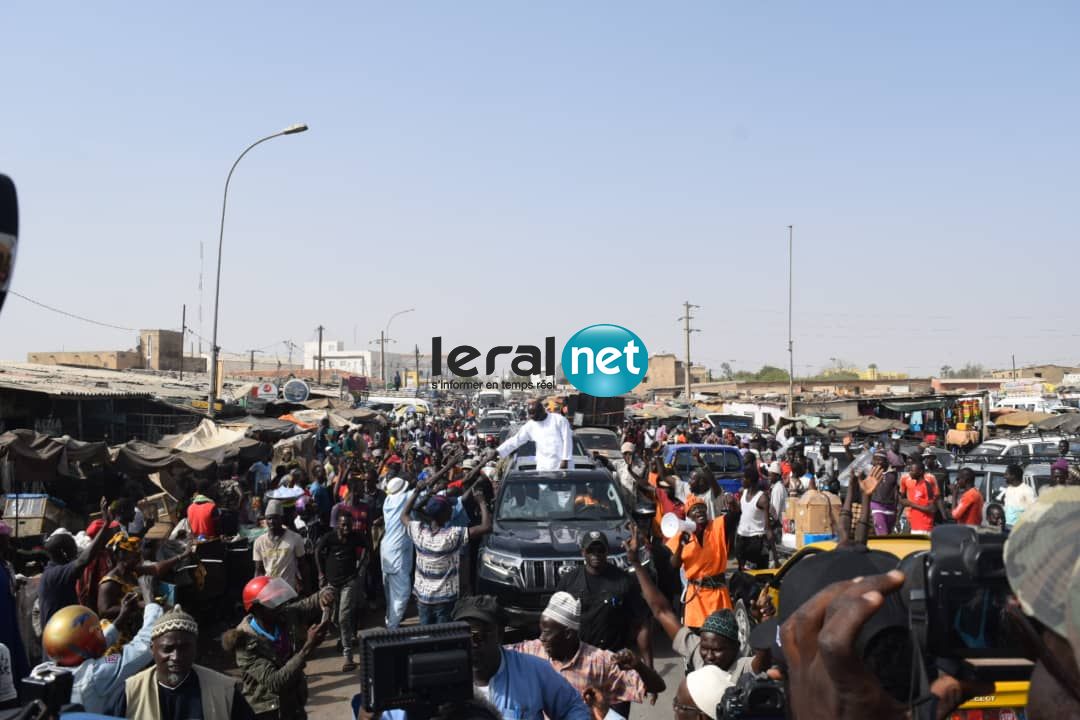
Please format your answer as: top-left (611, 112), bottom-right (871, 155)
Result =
top-left (522, 558), bottom-right (583, 590)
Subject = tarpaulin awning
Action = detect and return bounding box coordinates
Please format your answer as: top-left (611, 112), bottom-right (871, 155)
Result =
top-left (1035, 414), bottom-right (1080, 433)
top-left (992, 411), bottom-right (1053, 429)
top-left (827, 417), bottom-right (910, 434)
top-left (158, 419), bottom-right (262, 464)
top-left (880, 398), bottom-right (950, 412)
top-left (0, 429), bottom-right (109, 466)
top-left (218, 415), bottom-right (300, 440)
top-left (301, 398), bottom-right (353, 411)
top-left (111, 440), bottom-right (216, 475)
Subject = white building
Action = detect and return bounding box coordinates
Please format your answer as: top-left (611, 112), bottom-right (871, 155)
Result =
top-left (303, 340), bottom-right (430, 382)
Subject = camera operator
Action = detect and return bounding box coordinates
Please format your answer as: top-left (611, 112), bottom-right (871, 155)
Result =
top-left (781, 486), bottom-right (1080, 720)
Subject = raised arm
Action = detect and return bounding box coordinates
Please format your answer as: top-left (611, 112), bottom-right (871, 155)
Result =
top-left (467, 488), bottom-right (492, 541)
top-left (75, 498), bottom-right (115, 571)
top-left (624, 527), bottom-right (683, 641)
top-left (496, 422), bottom-right (532, 459)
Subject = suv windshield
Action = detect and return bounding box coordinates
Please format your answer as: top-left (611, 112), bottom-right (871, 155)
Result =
top-left (497, 478), bottom-right (625, 521)
top-left (477, 417), bottom-right (510, 432)
top-left (673, 448), bottom-right (741, 473)
top-left (577, 432), bottom-right (620, 451)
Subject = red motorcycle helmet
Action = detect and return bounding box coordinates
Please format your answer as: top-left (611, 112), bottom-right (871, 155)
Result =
top-left (243, 576), bottom-right (297, 612)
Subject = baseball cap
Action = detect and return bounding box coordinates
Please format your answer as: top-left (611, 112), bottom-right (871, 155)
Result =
top-left (579, 530), bottom-right (609, 551)
top-left (453, 595), bottom-right (501, 626)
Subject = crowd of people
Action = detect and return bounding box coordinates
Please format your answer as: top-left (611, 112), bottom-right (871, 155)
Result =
top-left (0, 393), bottom-right (1077, 720)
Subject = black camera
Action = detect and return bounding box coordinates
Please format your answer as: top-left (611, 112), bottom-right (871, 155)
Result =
top-left (717, 672), bottom-right (786, 720)
top-left (898, 524), bottom-right (1033, 681)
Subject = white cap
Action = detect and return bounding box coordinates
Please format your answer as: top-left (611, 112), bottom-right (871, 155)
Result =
top-left (386, 477), bottom-right (407, 495)
top-left (541, 591), bottom-right (581, 631)
top-left (686, 665), bottom-right (735, 719)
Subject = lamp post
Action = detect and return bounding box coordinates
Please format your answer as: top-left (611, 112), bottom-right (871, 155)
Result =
top-left (371, 308), bottom-right (415, 389)
top-left (207, 124), bottom-right (308, 417)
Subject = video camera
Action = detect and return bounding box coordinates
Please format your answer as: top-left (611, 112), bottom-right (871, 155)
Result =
top-left (899, 524), bottom-right (1033, 682)
top-left (0, 670), bottom-right (79, 720)
top-left (359, 622), bottom-right (474, 716)
top-left (717, 672), bottom-right (786, 720)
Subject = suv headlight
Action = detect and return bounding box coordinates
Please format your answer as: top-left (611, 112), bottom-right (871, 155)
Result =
top-left (478, 548), bottom-right (524, 589)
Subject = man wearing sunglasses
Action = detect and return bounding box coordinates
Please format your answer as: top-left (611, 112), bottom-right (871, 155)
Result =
top-left (781, 487), bottom-right (1080, 720)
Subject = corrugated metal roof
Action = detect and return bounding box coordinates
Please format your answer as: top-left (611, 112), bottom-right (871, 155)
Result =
top-left (0, 362), bottom-right (209, 401)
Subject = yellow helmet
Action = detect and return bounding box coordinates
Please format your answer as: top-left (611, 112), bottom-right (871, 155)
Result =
top-left (43, 605), bottom-right (106, 666)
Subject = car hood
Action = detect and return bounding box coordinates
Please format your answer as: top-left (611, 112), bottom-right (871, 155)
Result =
top-left (485, 520), bottom-right (630, 558)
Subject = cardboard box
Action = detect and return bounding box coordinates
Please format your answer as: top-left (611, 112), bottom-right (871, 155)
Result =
top-left (138, 492), bottom-right (179, 541)
top-left (794, 490), bottom-right (842, 546)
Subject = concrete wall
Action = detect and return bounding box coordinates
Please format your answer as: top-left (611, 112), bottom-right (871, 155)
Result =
top-left (139, 329), bottom-right (184, 371)
top-left (989, 365), bottom-right (1079, 385)
top-left (26, 351), bottom-right (143, 370)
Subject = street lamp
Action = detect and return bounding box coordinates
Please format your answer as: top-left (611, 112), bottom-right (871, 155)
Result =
top-left (371, 308), bottom-right (415, 388)
top-left (207, 124), bottom-right (308, 417)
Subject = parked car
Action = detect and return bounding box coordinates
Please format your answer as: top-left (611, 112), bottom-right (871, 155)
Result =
top-left (574, 427), bottom-right (622, 462)
top-left (965, 434), bottom-right (1080, 462)
top-left (662, 443), bottom-right (744, 495)
top-left (475, 467), bottom-right (632, 628)
top-left (476, 415), bottom-right (513, 444)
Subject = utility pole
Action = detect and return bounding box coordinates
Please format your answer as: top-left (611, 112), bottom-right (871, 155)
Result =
top-left (415, 344), bottom-right (421, 389)
top-left (316, 326), bottom-right (325, 385)
top-left (678, 301), bottom-right (700, 403)
top-left (380, 331), bottom-right (386, 389)
top-left (284, 340), bottom-right (298, 367)
top-left (180, 304), bottom-right (186, 381)
top-left (787, 224), bottom-right (795, 418)
top-left (246, 349), bottom-right (263, 372)
top-left (1012, 354), bottom-right (1017, 380)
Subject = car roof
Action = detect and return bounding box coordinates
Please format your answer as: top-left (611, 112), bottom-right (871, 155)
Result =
top-left (575, 427), bottom-right (617, 435)
top-left (805, 536), bottom-right (929, 559)
top-left (665, 443), bottom-right (740, 451)
top-left (503, 468), bottom-right (613, 483)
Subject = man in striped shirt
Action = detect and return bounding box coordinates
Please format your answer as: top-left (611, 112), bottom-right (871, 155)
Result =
top-left (510, 592), bottom-right (665, 711)
top-left (399, 484), bottom-right (491, 624)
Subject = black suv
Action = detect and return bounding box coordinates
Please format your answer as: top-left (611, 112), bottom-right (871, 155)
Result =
top-left (475, 467), bottom-right (632, 629)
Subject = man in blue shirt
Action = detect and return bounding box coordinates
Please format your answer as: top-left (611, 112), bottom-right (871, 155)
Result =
top-left (376, 596), bottom-right (594, 720)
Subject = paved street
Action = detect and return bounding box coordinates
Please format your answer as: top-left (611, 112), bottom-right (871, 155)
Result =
top-left (304, 614), bottom-right (684, 720)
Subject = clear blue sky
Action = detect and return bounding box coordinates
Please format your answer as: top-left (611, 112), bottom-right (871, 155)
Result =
top-left (2, 2), bottom-right (1077, 377)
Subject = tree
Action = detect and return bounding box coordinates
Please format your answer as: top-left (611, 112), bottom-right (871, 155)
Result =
top-left (868, 363), bottom-right (878, 371)
top-left (754, 365), bottom-right (791, 382)
top-left (955, 363), bottom-right (986, 378)
top-left (940, 365), bottom-right (953, 379)
top-left (720, 362), bottom-right (734, 380)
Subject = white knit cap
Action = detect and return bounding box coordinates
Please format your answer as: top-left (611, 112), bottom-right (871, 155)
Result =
top-left (541, 591), bottom-right (581, 631)
top-left (686, 665), bottom-right (734, 720)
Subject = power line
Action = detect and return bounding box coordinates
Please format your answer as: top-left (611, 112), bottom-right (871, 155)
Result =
top-left (9, 290), bottom-right (138, 331)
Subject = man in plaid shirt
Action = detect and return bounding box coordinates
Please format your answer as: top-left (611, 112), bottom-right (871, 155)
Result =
top-left (509, 592), bottom-right (665, 711)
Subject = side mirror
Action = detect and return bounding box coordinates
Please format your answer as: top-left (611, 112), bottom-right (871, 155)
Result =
top-left (0, 174), bottom-right (17, 315)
